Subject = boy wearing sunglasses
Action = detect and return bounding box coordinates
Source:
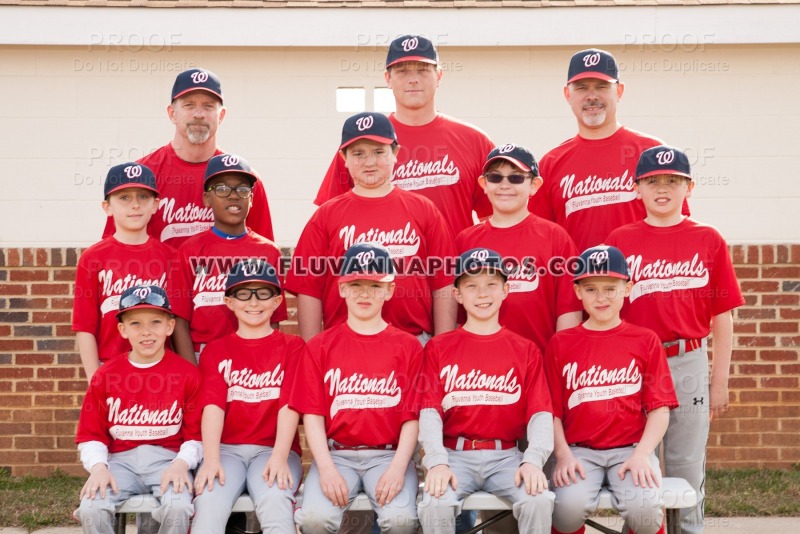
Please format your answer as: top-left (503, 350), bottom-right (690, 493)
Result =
top-left (75, 284), bottom-right (202, 534)
top-left (191, 259), bottom-right (305, 533)
top-left (171, 154), bottom-right (287, 363)
top-left (73, 162), bottom-right (178, 380)
top-left (455, 145), bottom-right (582, 354)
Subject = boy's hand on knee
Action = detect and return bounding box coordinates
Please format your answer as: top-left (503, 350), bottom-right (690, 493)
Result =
top-left (319, 465), bottom-right (349, 508)
top-left (195, 458), bottom-right (224, 495)
top-left (425, 464), bottom-right (457, 497)
top-left (161, 458), bottom-right (192, 495)
top-left (618, 450), bottom-right (661, 489)
top-left (80, 464), bottom-right (118, 500)
top-left (553, 452), bottom-right (585, 488)
top-left (515, 463), bottom-right (548, 495)
top-left (375, 462), bottom-right (406, 507)
top-left (264, 457), bottom-right (293, 490)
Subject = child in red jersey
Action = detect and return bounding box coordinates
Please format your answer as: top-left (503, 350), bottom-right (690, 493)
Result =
top-left (73, 162), bottom-right (178, 380)
top-left (456, 144), bottom-right (582, 353)
top-left (191, 259), bottom-right (304, 533)
top-left (75, 285), bottom-right (202, 534)
top-left (546, 245), bottom-right (678, 534)
top-left (290, 243), bottom-right (421, 534)
top-left (285, 111), bottom-right (456, 343)
top-left (417, 247), bottom-right (554, 534)
top-left (171, 154), bottom-right (286, 363)
top-left (606, 146), bottom-right (744, 534)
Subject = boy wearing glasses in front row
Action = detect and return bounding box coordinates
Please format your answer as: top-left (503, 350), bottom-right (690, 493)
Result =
top-left (171, 154), bottom-right (286, 363)
top-left (191, 259), bottom-right (305, 534)
top-left (75, 285), bottom-right (202, 534)
top-left (455, 144), bottom-right (582, 355)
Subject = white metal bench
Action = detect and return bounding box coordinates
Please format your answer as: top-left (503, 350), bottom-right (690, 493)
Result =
top-left (115, 477), bottom-right (696, 534)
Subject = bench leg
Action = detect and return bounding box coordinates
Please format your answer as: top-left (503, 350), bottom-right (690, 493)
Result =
top-left (461, 510), bottom-right (513, 534)
top-left (585, 518), bottom-right (621, 534)
top-left (665, 509), bottom-right (681, 534)
top-left (114, 512), bottom-right (127, 534)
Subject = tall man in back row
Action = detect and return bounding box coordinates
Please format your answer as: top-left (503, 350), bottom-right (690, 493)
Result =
top-left (529, 48), bottom-right (688, 251)
top-left (314, 35), bottom-right (494, 237)
top-left (103, 67), bottom-right (274, 247)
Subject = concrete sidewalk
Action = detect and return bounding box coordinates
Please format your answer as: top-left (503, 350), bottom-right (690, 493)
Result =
top-left (1, 517), bottom-right (798, 534)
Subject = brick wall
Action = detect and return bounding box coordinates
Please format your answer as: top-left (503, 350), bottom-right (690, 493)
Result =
top-left (0, 245), bottom-right (797, 476)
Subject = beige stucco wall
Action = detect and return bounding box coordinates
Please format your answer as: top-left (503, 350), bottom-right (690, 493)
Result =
top-left (0, 43), bottom-right (797, 247)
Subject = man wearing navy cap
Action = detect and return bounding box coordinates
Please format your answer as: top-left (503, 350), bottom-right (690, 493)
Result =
top-left (102, 68), bottom-right (275, 248)
top-left (529, 48), bottom-right (689, 252)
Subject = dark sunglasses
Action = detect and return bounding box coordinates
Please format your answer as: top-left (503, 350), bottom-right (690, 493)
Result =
top-left (229, 287), bottom-right (277, 301)
top-left (119, 291), bottom-right (169, 311)
top-left (484, 173), bottom-right (530, 185)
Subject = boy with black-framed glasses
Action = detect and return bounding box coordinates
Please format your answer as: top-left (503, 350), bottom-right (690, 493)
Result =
top-left (191, 259), bottom-right (305, 533)
top-left (171, 154), bottom-right (287, 363)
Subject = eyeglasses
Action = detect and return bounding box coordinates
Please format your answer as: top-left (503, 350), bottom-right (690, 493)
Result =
top-left (484, 173), bottom-right (530, 185)
top-left (119, 290), bottom-right (169, 311)
top-left (229, 287), bottom-right (277, 301)
top-left (206, 184), bottom-right (253, 199)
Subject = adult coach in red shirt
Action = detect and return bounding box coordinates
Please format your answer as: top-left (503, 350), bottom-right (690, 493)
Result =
top-left (102, 68), bottom-right (274, 248)
top-left (314, 35), bottom-right (494, 237)
top-left (529, 49), bottom-right (688, 251)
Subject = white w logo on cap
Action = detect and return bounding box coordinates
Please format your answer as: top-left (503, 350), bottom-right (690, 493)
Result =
top-left (241, 261), bottom-right (261, 277)
top-left (498, 144), bottom-right (516, 154)
top-left (588, 250), bottom-right (609, 266)
top-left (124, 165), bottom-right (142, 179)
top-left (402, 37), bottom-right (419, 52)
top-left (133, 286), bottom-right (152, 299)
top-left (470, 249), bottom-right (490, 261)
top-left (221, 155), bottom-right (240, 167)
top-left (656, 150), bottom-right (675, 165)
top-left (191, 71), bottom-right (209, 84)
top-left (356, 115), bottom-right (374, 132)
top-left (583, 52), bottom-right (601, 67)
top-left (355, 250), bottom-right (376, 267)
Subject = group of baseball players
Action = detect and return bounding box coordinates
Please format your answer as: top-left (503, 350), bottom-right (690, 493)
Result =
top-left (71, 34), bottom-right (744, 534)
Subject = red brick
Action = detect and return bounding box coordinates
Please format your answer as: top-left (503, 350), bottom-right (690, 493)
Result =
top-left (16, 381), bottom-right (54, 393)
top-left (706, 447), bottom-right (737, 462)
top-left (761, 245), bottom-right (776, 264)
top-left (38, 451), bottom-right (79, 464)
top-left (736, 363), bottom-right (777, 375)
top-left (738, 418), bottom-right (778, 432)
top-left (33, 395), bottom-right (77, 407)
top-left (0, 437), bottom-right (11, 448)
top-left (736, 336), bottom-right (776, 347)
top-left (53, 270), bottom-right (75, 282)
top-left (759, 350), bottom-right (798, 362)
top-left (13, 436), bottom-right (55, 449)
top-left (733, 266), bottom-right (759, 279)
top-left (13, 325), bottom-right (53, 337)
top-left (8, 298), bottom-right (48, 309)
top-left (51, 298), bottom-right (74, 309)
top-left (36, 339), bottom-right (76, 351)
top-left (780, 307), bottom-right (800, 319)
top-left (5, 249), bottom-right (21, 267)
top-left (781, 419), bottom-right (800, 432)
top-left (780, 363), bottom-right (800, 374)
top-left (0, 325), bottom-right (10, 337)
top-left (792, 245), bottom-right (800, 264)
top-left (55, 324), bottom-right (75, 336)
top-left (780, 336), bottom-right (800, 346)
top-left (34, 422), bottom-right (77, 435)
top-left (709, 418), bottom-right (737, 433)
top-left (763, 266), bottom-right (800, 278)
top-left (0, 451), bottom-right (37, 463)
top-left (15, 353), bottom-right (55, 365)
top-left (58, 353), bottom-right (82, 365)
top-left (743, 294), bottom-right (758, 306)
top-left (746, 245), bottom-right (760, 264)
top-left (9, 270), bottom-right (49, 282)
top-left (740, 281), bottom-right (779, 292)
top-left (780, 448), bottom-right (800, 462)
top-left (54, 408), bottom-right (81, 421)
top-left (731, 244), bottom-right (745, 264)
top-left (12, 409), bottom-right (53, 422)
top-left (0, 423), bottom-right (32, 435)
top-left (0, 394), bottom-right (31, 408)
top-left (29, 283), bottom-right (71, 296)
top-left (0, 311), bottom-right (30, 323)
top-left (0, 368), bottom-right (34, 379)
top-left (762, 433), bottom-right (799, 447)
top-left (719, 433), bottom-right (760, 446)
top-left (760, 321), bottom-right (799, 334)
top-left (735, 307), bottom-right (776, 320)
top-left (56, 436), bottom-right (77, 450)
top-left (733, 322), bottom-right (756, 333)
top-left (0, 339), bottom-right (34, 351)
top-left (763, 294), bottom-right (799, 306)
top-left (739, 390), bottom-right (779, 403)
top-left (737, 446), bottom-right (779, 461)
top-left (57, 381), bottom-right (88, 392)
top-left (0, 410), bottom-right (10, 421)
top-left (0, 381), bottom-right (11, 392)
top-left (37, 368), bottom-right (76, 380)
top-left (32, 311), bottom-right (71, 323)
top-left (776, 244), bottom-right (790, 263)
top-left (727, 405), bottom-right (758, 418)
top-left (728, 376), bottom-right (757, 388)
top-left (0, 283), bottom-right (26, 296)
top-left (761, 405), bottom-right (800, 418)
top-left (731, 349), bottom-right (757, 362)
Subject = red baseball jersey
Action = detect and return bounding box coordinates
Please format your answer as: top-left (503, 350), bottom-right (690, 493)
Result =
top-left (314, 113), bottom-right (493, 237)
top-left (198, 331), bottom-right (304, 456)
top-left (606, 218), bottom-right (745, 342)
top-left (171, 230), bottom-right (287, 345)
top-left (76, 349), bottom-right (202, 454)
top-left (419, 327), bottom-right (552, 443)
top-left (545, 322), bottom-right (678, 450)
top-left (529, 127), bottom-right (689, 251)
top-left (455, 214), bottom-right (582, 353)
top-left (284, 187), bottom-right (455, 336)
top-left (101, 144), bottom-right (275, 248)
top-left (288, 323), bottom-right (422, 447)
top-left (72, 237), bottom-right (177, 363)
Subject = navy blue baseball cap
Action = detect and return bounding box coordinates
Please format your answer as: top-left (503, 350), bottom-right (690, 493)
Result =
top-left (203, 154), bottom-right (258, 188)
top-left (117, 285), bottom-right (172, 320)
top-left (340, 112), bottom-right (397, 151)
top-left (386, 35), bottom-right (439, 69)
top-left (567, 48), bottom-right (619, 84)
top-left (339, 242), bottom-right (396, 284)
top-left (573, 245), bottom-right (630, 282)
top-left (455, 248), bottom-right (509, 287)
top-left (483, 144), bottom-right (540, 176)
top-left (104, 162), bottom-right (158, 198)
top-left (636, 145), bottom-right (693, 181)
top-left (171, 68), bottom-right (223, 103)
top-left (225, 259), bottom-right (281, 294)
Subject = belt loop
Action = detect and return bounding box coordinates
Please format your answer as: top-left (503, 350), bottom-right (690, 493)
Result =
top-left (678, 339), bottom-right (686, 358)
top-left (495, 439), bottom-right (501, 450)
top-left (327, 438), bottom-right (335, 450)
top-left (456, 436), bottom-right (466, 451)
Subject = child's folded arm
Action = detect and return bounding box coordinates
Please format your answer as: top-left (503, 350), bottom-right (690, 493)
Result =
top-left (522, 411), bottom-right (554, 469)
top-left (175, 440), bottom-right (203, 470)
top-left (419, 408), bottom-right (448, 470)
top-left (78, 441), bottom-right (109, 472)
